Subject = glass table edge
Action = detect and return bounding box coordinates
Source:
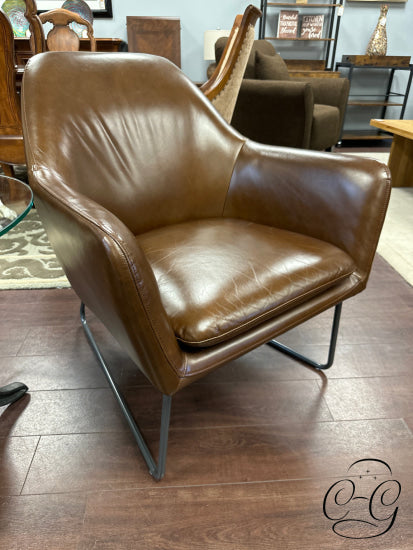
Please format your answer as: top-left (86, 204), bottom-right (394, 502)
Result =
top-left (0, 181), bottom-right (34, 236)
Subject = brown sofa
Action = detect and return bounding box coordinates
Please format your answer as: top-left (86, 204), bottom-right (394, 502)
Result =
top-left (209, 39), bottom-right (349, 150)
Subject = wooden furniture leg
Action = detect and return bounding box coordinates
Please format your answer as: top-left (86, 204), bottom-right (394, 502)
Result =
top-left (1, 164), bottom-right (14, 177)
top-left (388, 134), bottom-right (413, 187)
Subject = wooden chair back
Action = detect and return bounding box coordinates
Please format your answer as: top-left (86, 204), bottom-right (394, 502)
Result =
top-left (0, 9), bottom-right (25, 176)
top-left (200, 5), bottom-right (261, 123)
top-left (39, 9), bottom-right (96, 52)
top-left (24, 0), bottom-right (46, 54)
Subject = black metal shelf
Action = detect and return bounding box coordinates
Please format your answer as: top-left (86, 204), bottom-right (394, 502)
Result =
top-left (336, 61), bottom-right (413, 141)
top-left (341, 129), bottom-right (393, 140)
top-left (259, 0), bottom-right (343, 70)
top-left (266, 2), bottom-right (341, 7)
top-left (264, 36), bottom-right (334, 41)
top-left (347, 101), bottom-right (405, 107)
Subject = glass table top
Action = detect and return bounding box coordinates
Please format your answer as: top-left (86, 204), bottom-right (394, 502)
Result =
top-left (0, 174), bottom-right (33, 236)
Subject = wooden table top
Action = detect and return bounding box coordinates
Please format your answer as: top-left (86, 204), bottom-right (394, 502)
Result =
top-left (370, 119), bottom-right (413, 140)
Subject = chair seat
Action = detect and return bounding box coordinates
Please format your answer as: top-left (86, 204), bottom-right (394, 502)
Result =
top-left (137, 218), bottom-right (355, 348)
top-left (310, 104), bottom-right (340, 151)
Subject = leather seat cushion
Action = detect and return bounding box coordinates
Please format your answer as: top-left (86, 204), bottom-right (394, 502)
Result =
top-left (137, 218), bottom-right (355, 348)
top-left (310, 104), bottom-right (340, 151)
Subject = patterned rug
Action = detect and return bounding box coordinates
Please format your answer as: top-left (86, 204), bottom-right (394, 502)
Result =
top-left (0, 209), bottom-right (70, 290)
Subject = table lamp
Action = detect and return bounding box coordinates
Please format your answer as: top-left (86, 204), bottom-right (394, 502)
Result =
top-left (203, 29), bottom-right (231, 60)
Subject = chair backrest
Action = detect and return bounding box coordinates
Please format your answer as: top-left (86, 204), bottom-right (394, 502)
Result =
top-left (21, 52), bottom-right (245, 235)
top-left (39, 8), bottom-right (96, 52)
top-left (0, 9), bottom-right (22, 136)
top-left (215, 38), bottom-right (276, 80)
top-left (24, 0), bottom-right (46, 54)
top-left (200, 5), bottom-right (261, 123)
top-left (0, 8), bottom-right (25, 170)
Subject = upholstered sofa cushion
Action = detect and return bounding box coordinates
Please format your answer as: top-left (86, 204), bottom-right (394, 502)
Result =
top-left (310, 104), bottom-right (340, 150)
top-left (215, 37), bottom-right (277, 79)
top-left (138, 218), bottom-right (355, 348)
top-left (255, 51), bottom-right (290, 80)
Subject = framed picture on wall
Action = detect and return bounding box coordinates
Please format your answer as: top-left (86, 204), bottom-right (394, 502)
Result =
top-left (36, 0), bottom-right (113, 17)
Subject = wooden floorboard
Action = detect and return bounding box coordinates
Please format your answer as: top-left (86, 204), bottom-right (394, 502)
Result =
top-left (0, 255), bottom-right (412, 548)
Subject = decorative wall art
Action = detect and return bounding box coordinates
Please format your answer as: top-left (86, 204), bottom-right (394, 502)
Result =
top-left (1, 0), bottom-right (30, 36)
top-left (36, 0), bottom-right (112, 17)
top-left (347, 0), bottom-right (404, 3)
top-left (277, 10), bottom-right (298, 39)
top-left (61, 0), bottom-right (93, 37)
top-left (300, 14), bottom-right (324, 39)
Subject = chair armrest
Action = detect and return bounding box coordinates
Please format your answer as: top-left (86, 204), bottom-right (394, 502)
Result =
top-left (292, 76), bottom-right (349, 109)
top-left (291, 77), bottom-right (349, 138)
top-left (31, 168), bottom-right (185, 393)
top-left (231, 79), bottom-right (314, 149)
top-left (225, 141), bottom-right (391, 279)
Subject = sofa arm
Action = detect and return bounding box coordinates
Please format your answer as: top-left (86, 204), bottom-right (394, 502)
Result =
top-left (225, 141), bottom-right (391, 278)
top-left (231, 79), bottom-right (314, 149)
top-left (30, 168), bottom-right (185, 393)
top-left (292, 77), bottom-right (349, 107)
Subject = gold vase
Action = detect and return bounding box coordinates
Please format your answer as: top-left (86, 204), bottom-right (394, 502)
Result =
top-left (366, 4), bottom-right (388, 57)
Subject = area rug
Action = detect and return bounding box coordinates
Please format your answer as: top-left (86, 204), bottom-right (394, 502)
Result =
top-left (0, 209), bottom-right (70, 290)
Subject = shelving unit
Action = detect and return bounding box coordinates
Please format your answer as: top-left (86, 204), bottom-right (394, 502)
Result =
top-left (259, 0), bottom-right (344, 71)
top-left (336, 59), bottom-right (413, 141)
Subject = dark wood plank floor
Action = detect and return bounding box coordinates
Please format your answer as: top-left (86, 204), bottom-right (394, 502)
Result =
top-left (0, 255), bottom-right (412, 549)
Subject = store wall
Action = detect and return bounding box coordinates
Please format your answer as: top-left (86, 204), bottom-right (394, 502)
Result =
top-left (93, 0), bottom-right (413, 118)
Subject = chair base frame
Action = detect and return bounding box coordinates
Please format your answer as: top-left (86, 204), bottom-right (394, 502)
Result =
top-left (267, 302), bottom-right (342, 370)
top-left (80, 301), bottom-right (342, 480)
top-left (80, 302), bottom-right (171, 481)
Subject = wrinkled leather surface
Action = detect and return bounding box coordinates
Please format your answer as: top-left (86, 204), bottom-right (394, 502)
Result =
top-left (21, 52), bottom-right (391, 395)
top-left (138, 218), bottom-right (355, 347)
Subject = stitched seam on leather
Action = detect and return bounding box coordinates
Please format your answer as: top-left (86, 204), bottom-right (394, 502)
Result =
top-left (177, 265), bottom-right (355, 347)
top-left (181, 277), bottom-right (364, 379)
top-left (362, 163), bottom-right (392, 276)
top-left (221, 139), bottom-right (248, 217)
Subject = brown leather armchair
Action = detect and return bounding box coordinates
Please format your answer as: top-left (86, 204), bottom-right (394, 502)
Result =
top-left (22, 52), bottom-right (391, 480)
top-left (209, 39), bottom-right (350, 150)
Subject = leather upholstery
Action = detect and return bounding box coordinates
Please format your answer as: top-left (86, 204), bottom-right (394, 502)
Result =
top-left (21, 52), bottom-right (391, 396)
top-left (138, 219), bottom-right (355, 347)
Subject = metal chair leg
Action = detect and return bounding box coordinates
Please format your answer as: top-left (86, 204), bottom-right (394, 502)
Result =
top-left (267, 302), bottom-right (343, 370)
top-left (80, 302), bottom-right (171, 481)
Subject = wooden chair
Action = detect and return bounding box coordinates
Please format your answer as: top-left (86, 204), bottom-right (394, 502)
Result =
top-left (38, 9), bottom-right (96, 52)
top-left (24, 0), bottom-right (46, 54)
top-left (0, 1), bottom-right (96, 176)
top-left (0, 9), bottom-right (25, 177)
top-left (23, 0), bottom-right (96, 53)
top-left (200, 5), bottom-right (261, 124)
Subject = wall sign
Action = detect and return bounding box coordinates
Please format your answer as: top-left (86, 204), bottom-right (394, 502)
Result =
top-left (36, 0), bottom-right (113, 18)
